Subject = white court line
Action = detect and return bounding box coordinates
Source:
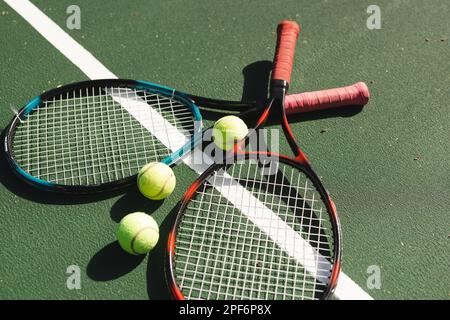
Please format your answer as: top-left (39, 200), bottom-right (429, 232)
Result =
top-left (210, 171), bottom-right (332, 281)
top-left (4, 0), bottom-right (373, 300)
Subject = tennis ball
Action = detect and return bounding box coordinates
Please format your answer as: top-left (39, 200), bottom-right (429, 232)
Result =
top-left (137, 162), bottom-right (176, 200)
top-left (116, 212), bottom-right (159, 255)
top-left (212, 115), bottom-right (249, 151)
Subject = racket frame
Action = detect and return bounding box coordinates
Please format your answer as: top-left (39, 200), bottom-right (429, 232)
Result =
top-left (167, 20), bottom-right (342, 300)
top-left (167, 151), bottom-right (342, 300)
top-left (4, 79), bottom-right (203, 193)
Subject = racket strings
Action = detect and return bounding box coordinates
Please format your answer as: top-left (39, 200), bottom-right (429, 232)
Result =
top-left (11, 86), bottom-right (195, 185)
top-left (174, 160), bottom-right (335, 300)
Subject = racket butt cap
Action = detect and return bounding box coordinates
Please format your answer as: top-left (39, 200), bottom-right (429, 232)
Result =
top-left (355, 82), bottom-right (370, 105)
top-left (277, 20), bottom-right (301, 34)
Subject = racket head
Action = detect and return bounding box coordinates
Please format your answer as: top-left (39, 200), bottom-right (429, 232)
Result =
top-left (167, 152), bottom-right (341, 300)
top-left (4, 79), bottom-right (202, 193)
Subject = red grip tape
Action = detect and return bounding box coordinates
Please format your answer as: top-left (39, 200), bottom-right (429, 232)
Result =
top-left (272, 20), bottom-right (300, 84)
top-left (285, 82), bottom-right (370, 114)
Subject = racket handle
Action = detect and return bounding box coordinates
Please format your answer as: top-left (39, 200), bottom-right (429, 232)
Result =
top-left (285, 82), bottom-right (370, 114)
top-left (271, 20), bottom-right (300, 85)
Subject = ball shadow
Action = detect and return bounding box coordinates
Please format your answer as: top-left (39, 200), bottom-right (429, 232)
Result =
top-left (109, 187), bottom-right (164, 223)
top-left (86, 241), bottom-right (145, 281)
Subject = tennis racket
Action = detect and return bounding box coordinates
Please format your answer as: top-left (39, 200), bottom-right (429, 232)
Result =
top-left (167, 21), bottom-right (342, 300)
top-left (3, 80), bottom-right (368, 194)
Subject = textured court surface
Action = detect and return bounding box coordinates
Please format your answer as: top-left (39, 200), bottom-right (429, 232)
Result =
top-left (0, 0), bottom-right (449, 299)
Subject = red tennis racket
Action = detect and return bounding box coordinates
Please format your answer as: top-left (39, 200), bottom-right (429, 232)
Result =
top-left (167, 21), bottom-right (343, 300)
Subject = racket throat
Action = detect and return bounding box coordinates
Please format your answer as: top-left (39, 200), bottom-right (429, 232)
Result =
top-left (262, 79), bottom-right (288, 126)
top-left (281, 116), bottom-right (308, 164)
top-left (294, 150), bottom-right (309, 165)
top-left (269, 79), bottom-right (289, 101)
top-left (270, 79), bottom-right (308, 163)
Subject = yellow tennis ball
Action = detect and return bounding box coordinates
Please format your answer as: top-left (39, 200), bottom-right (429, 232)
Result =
top-left (116, 212), bottom-right (159, 255)
top-left (137, 162), bottom-right (176, 200)
top-left (212, 115), bottom-right (249, 151)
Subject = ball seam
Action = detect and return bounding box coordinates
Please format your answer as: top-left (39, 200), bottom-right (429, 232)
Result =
top-left (130, 226), bottom-right (159, 255)
top-left (137, 162), bottom-right (159, 180)
top-left (152, 172), bottom-right (175, 198)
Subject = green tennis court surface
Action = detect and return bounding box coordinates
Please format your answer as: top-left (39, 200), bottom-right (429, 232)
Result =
top-left (0, 0), bottom-right (449, 300)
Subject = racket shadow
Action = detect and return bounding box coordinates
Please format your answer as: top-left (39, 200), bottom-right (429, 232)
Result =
top-left (146, 204), bottom-right (179, 300)
top-left (287, 105), bottom-right (364, 123)
top-left (200, 60), bottom-right (364, 123)
top-left (0, 129), bottom-right (125, 204)
top-left (242, 60), bottom-right (365, 122)
top-left (241, 60), bottom-right (272, 103)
